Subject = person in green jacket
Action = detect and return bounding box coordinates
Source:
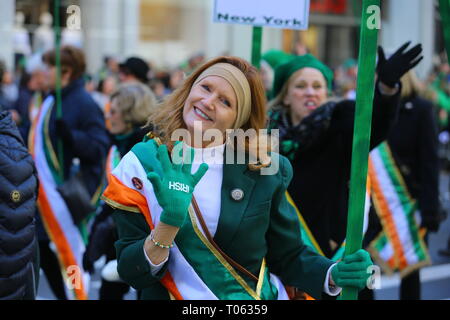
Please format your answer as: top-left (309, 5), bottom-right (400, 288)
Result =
top-left (101, 55), bottom-right (373, 300)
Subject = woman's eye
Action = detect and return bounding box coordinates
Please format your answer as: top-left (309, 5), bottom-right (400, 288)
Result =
top-left (221, 98), bottom-right (231, 107)
top-left (295, 84), bottom-right (306, 89)
top-left (313, 84), bottom-right (323, 89)
top-left (202, 84), bottom-right (210, 91)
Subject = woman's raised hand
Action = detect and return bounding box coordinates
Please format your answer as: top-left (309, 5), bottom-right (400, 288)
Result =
top-left (377, 41), bottom-right (423, 88)
top-left (147, 142), bottom-right (208, 228)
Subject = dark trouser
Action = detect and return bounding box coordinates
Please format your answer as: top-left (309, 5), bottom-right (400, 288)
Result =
top-left (38, 240), bottom-right (67, 300)
top-left (99, 279), bottom-right (130, 300)
top-left (400, 270), bottom-right (421, 300)
top-left (358, 287), bottom-right (375, 300)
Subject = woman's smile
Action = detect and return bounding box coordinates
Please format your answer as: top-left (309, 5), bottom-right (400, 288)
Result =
top-left (193, 106), bottom-right (213, 121)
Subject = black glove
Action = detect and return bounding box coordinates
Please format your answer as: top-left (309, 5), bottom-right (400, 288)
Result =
top-left (55, 118), bottom-right (74, 146)
top-left (377, 41), bottom-right (423, 88)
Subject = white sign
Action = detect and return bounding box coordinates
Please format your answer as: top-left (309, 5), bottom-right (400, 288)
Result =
top-left (213, 0), bottom-right (310, 30)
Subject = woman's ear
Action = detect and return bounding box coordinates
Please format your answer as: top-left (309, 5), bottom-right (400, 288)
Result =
top-left (62, 67), bottom-right (73, 84)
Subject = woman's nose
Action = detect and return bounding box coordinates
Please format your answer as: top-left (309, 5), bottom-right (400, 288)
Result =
top-left (304, 86), bottom-right (315, 95)
top-left (202, 94), bottom-right (216, 110)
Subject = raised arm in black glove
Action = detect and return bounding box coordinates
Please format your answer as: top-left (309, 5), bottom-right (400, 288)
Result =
top-left (377, 41), bottom-right (423, 88)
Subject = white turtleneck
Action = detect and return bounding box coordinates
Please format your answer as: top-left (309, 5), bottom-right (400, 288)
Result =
top-left (189, 143), bottom-right (225, 237)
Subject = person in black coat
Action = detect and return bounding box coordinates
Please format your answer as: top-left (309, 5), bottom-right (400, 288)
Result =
top-left (388, 71), bottom-right (442, 234)
top-left (268, 42), bottom-right (423, 261)
top-left (361, 70), bottom-right (443, 300)
top-left (0, 110), bottom-right (39, 300)
top-left (34, 46), bottom-right (110, 299)
top-left (83, 82), bottom-right (157, 299)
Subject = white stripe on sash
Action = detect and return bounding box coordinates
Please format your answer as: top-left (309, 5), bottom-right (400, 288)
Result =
top-left (370, 150), bottom-right (419, 265)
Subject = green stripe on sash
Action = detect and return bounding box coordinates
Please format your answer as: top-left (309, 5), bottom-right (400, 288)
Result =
top-left (373, 232), bottom-right (388, 252)
top-left (377, 143), bottom-right (426, 261)
top-left (111, 146), bottom-right (121, 168)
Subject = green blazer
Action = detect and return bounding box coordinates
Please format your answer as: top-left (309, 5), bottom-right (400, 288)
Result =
top-left (111, 140), bottom-right (334, 300)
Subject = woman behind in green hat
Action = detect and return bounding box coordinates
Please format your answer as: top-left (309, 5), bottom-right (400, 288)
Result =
top-left (268, 42), bottom-right (423, 268)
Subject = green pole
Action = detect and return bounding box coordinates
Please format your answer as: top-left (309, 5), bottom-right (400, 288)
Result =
top-left (439, 0), bottom-right (450, 65)
top-left (251, 26), bottom-right (263, 69)
top-left (54, 0), bottom-right (64, 181)
top-left (341, 0), bottom-right (380, 300)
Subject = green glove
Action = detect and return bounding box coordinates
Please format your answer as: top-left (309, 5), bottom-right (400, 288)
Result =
top-left (147, 142), bottom-right (208, 228)
top-left (331, 249), bottom-right (374, 291)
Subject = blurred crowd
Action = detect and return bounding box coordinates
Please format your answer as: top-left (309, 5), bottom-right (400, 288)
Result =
top-left (0, 43), bottom-right (449, 300)
top-left (2, 49), bottom-right (449, 142)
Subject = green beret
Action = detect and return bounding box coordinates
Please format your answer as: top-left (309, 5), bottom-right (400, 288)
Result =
top-left (262, 49), bottom-right (293, 70)
top-left (272, 54), bottom-right (334, 99)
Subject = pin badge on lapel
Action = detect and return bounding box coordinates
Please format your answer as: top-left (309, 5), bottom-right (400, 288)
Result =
top-left (231, 188), bottom-right (244, 201)
top-left (132, 177), bottom-right (143, 190)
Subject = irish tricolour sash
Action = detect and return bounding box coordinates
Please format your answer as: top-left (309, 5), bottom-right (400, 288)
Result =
top-left (102, 140), bottom-right (289, 300)
top-left (367, 142), bottom-right (430, 277)
top-left (29, 96), bottom-right (89, 300)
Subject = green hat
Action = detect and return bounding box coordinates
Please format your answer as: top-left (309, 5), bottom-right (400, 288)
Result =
top-left (272, 54), bottom-right (334, 98)
top-left (262, 50), bottom-right (293, 70)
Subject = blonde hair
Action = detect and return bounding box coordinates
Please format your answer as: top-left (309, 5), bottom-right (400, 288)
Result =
top-left (268, 80), bottom-right (290, 111)
top-left (147, 56), bottom-right (270, 170)
top-left (400, 70), bottom-right (424, 99)
top-left (111, 82), bottom-right (157, 128)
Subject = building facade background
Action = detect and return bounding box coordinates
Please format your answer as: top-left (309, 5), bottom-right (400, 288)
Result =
top-left (0, 0), bottom-right (444, 79)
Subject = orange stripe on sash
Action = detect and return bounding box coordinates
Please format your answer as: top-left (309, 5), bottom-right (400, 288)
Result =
top-left (37, 187), bottom-right (87, 300)
top-left (368, 160), bottom-right (408, 269)
top-left (103, 174), bottom-right (154, 229)
top-left (161, 273), bottom-right (184, 300)
top-left (103, 173), bottom-right (184, 299)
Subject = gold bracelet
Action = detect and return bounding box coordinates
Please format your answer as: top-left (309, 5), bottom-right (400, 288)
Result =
top-left (150, 230), bottom-right (174, 249)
